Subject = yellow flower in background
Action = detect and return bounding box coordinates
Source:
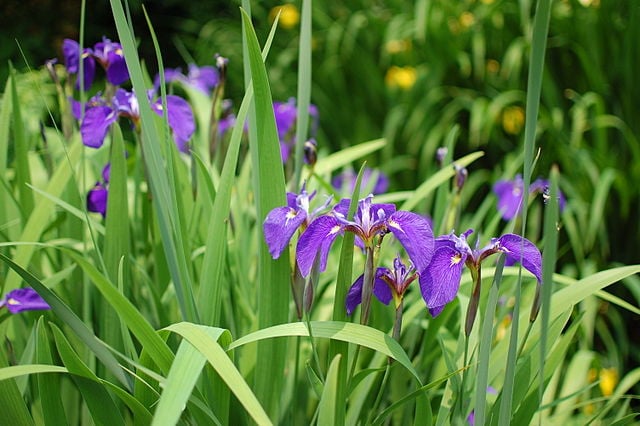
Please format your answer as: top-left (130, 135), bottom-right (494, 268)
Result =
top-left (486, 59), bottom-right (500, 74)
top-left (269, 4), bottom-right (300, 29)
top-left (502, 106), bottom-right (525, 135)
top-left (385, 66), bottom-right (417, 90)
top-left (599, 368), bottom-right (618, 396)
top-left (385, 39), bottom-right (412, 55)
top-left (459, 12), bottom-right (476, 29)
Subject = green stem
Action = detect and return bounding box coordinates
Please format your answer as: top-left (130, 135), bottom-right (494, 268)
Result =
top-left (359, 245), bottom-right (376, 325)
top-left (465, 266), bottom-right (482, 337)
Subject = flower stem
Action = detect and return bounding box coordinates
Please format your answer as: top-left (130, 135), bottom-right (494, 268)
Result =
top-left (359, 245), bottom-right (375, 325)
top-left (465, 266), bottom-right (482, 337)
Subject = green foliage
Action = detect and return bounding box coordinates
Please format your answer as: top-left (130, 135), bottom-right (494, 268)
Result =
top-left (0, 1), bottom-right (638, 425)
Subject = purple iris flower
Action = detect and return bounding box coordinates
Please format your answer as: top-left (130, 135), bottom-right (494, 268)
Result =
top-left (273, 98), bottom-right (319, 163)
top-left (92, 37), bottom-right (129, 86)
top-left (420, 229), bottom-right (542, 317)
top-left (493, 175), bottom-right (566, 220)
top-left (346, 255), bottom-right (418, 315)
top-left (332, 167), bottom-right (390, 195)
top-left (296, 195), bottom-right (434, 278)
top-left (0, 288), bottom-right (50, 314)
top-left (263, 185), bottom-right (333, 259)
top-left (155, 64), bottom-right (220, 95)
top-left (80, 88), bottom-right (195, 152)
top-left (62, 39), bottom-right (96, 89)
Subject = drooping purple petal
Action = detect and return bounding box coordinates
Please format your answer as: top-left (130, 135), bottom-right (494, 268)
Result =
top-left (62, 39), bottom-right (96, 89)
top-left (94, 38), bottom-right (129, 85)
top-left (87, 183), bottom-right (108, 217)
top-left (263, 206), bottom-right (307, 259)
top-left (152, 95), bottom-right (195, 152)
top-left (345, 269), bottom-right (392, 316)
top-left (296, 215), bottom-right (343, 277)
top-left (493, 177), bottom-right (523, 220)
top-left (0, 288), bottom-right (50, 314)
top-left (420, 245), bottom-right (466, 317)
top-left (387, 211), bottom-right (434, 273)
top-left (495, 234), bottom-right (542, 282)
top-left (80, 105), bottom-right (118, 148)
top-left (105, 49), bottom-right (129, 85)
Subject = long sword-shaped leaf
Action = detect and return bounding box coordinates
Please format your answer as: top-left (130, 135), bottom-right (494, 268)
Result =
top-left (164, 322), bottom-right (272, 426)
top-left (109, 0), bottom-right (198, 322)
top-left (501, 0), bottom-right (553, 421)
top-left (198, 5), bottom-right (280, 327)
top-left (229, 321), bottom-right (422, 383)
top-left (0, 252), bottom-right (130, 389)
top-left (240, 8), bottom-right (290, 419)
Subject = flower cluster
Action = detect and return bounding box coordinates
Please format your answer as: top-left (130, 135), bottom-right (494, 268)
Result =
top-left (493, 174), bottom-right (566, 220)
top-left (63, 38), bottom-right (129, 89)
top-left (77, 88), bottom-right (195, 151)
top-left (264, 184), bottom-right (543, 323)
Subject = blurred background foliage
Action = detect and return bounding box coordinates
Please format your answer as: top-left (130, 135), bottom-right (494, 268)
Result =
top-left (2, 0), bottom-right (639, 403)
top-left (2, 0), bottom-right (637, 266)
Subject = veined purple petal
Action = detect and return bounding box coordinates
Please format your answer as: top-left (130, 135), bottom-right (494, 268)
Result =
top-left (496, 234), bottom-right (542, 282)
top-left (0, 288), bottom-right (50, 314)
top-left (345, 269), bottom-right (392, 316)
top-left (420, 245), bottom-right (466, 317)
top-left (263, 206), bottom-right (307, 259)
top-left (80, 105), bottom-right (118, 148)
top-left (387, 211), bottom-right (434, 273)
top-left (296, 215), bottom-right (343, 277)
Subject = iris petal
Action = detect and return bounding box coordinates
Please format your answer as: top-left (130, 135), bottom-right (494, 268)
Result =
top-left (387, 211), bottom-right (434, 273)
top-left (296, 215), bottom-right (343, 277)
top-left (420, 245), bottom-right (466, 317)
top-left (493, 178), bottom-right (523, 220)
top-left (80, 105), bottom-right (118, 148)
top-left (497, 234), bottom-right (542, 282)
top-left (345, 269), bottom-right (392, 315)
top-left (263, 207), bottom-right (307, 259)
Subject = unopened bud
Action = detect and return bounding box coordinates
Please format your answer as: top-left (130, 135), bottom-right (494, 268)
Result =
top-left (436, 147), bottom-right (448, 167)
top-left (454, 164), bottom-right (468, 192)
top-left (304, 139), bottom-right (317, 166)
